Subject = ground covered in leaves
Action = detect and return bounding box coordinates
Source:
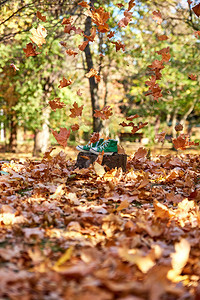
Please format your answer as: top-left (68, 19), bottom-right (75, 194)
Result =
top-left (0, 147), bottom-right (200, 300)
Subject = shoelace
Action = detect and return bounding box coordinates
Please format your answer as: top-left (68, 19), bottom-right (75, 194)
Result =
top-left (98, 140), bottom-right (109, 150)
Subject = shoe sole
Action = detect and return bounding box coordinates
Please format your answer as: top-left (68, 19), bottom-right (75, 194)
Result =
top-left (76, 146), bottom-right (90, 152)
top-left (90, 148), bottom-right (116, 155)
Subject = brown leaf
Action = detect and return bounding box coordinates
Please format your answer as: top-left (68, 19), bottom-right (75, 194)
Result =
top-left (70, 124), bottom-right (80, 131)
top-left (69, 102), bottom-right (83, 118)
top-left (192, 3), bottom-right (200, 17)
top-left (152, 10), bottom-right (163, 25)
top-left (36, 11), bottom-right (46, 22)
top-left (23, 43), bottom-right (39, 57)
top-left (49, 98), bottom-right (66, 111)
top-left (58, 77), bottom-right (73, 88)
top-left (50, 128), bottom-right (70, 147)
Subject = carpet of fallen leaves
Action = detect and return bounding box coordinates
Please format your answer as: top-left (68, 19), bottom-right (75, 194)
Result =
top-left (0, 147), bottom-right (200, 300)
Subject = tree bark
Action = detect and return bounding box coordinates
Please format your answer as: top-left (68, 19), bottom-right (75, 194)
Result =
top-left (8, 115), bottom-right (17, 153)
top-left (84, 0), bottom-right (102, 133)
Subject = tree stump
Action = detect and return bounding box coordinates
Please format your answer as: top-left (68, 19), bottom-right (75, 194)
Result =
top-left (75, 152), bottom-right (127, 172)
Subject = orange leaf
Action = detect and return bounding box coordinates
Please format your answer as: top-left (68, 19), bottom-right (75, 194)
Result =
top-left (157, 34), bottom-right (168, 41)
top-left (107, 31), bottom-right (115, 38)
top-left (172, 134), bottom-right (199, 150)
top-left (117, 199), bottom-right (129, 211)
top-left (188, 74), bottom-right (197, 80)
top-left (49, 98), bottom-right (66, 111)
top-left (89, 132), bottom-right (100, 144)
top-left (62, 16), bottom-right (73, 25)
top-left (78, 1), bottom-right (90, 9)
top-left (128, 0), bottom-right (135, 11)
top-left (50, 128), bottom-right (70, 148)
top-left (23, 43), bottom-right (39, 57)
top-left (152, 10), bottom-right (162, 25)
top-left (91, 7), bottom-right (110, 33)
top-left (83, 27), bottom-right (96, 42)
top-left (134, 147), bottom-right (147, 160)
top-left (194, 31), bottom-right (200, 38)
top-left (36, 11), bottom-right (46, 22)
top-left (71, 124), bottom-right (80, 131)
top-left (116, 3), bottom-right (124, 8)
top-left (119, 121), bottom-right (129, 127)
top-left (64, 24), bottom-right (76, 34)
top-left (69, 102), bottom-right (83, 118)
top-left (60, 41), bottom-right (67, 47)
top-left (85, 68), bottom-right (98, 78)
top-left (58, 77), bottom-right (73, 88)
top-left (192, 3), bottom-right (200, 17)
top-left (66, 49), bottom-right (78, 57)
top-left (94, 106), bottom-right (113, 120)
top-left (78, 40), bottom-right (89, 51)
top-left (30, 24), bottom-right (47, 47)
top-left (111, 40), bottom-right (125, 52)
top-left (126, 114), bottom-right (139, 121)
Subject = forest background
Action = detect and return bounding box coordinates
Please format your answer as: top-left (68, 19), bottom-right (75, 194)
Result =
top-left (0, 0), bottom-right (200, 158)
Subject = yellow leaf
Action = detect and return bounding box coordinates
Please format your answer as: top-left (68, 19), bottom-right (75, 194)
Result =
top-left (117, 199), bottom-right (129, 211)
top-left (94, 161), bottom-right (105, 177)
top-left (54, 247), bottom-right (73, 267)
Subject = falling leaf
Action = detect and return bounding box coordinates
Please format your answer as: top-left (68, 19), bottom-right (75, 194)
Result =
top-left (116, 3), bottom-right (124, 8)
top-left (71, 124), bottom-right (80, 131)
top-left (94, 106), bottom-right (113, 120)
top-left (134, 147), bottom-right (147, 160)
top-left (107, 31), bottom-right (115, 39)
top-left (77, 89), bottom-right (82, 96)
top-left (69, 102), bottom-right (83, 118)
top-left (172, 134), bottom-right (199, 150)
top-left (111, 40), bottom-right (125, 52)
top-left (90, 7), bottom-right (110, 33)
top-left (126, 114), bottom-right (139, 121)
top-left (155, 131), bottom-right (166, 143)
top-left (36, 11), bottom-right (46, 22)
top-left (152, 10), bottom-right (163, 25)
top-left (192, 3), bottom-right (200, 17)
top-left (175, 124), bottom-right (183, 132)
top-left (59, 41), bottom-right (67, 47)
top-left (49, 98), bottom-right (66, 112)
top-left (85, 68), bottom-right (101, 82)
top-left (157, 34), bottom-right (168, 41)
top-left (93, 162), bottom-right (105, 177)
top-left (84, 27), bottom-right (96, 42)
top-left (66, 49), bottom-right (78, 57)
top-left (128, 0), bottom-right (135, 11)
top-left (188, 74), bottom-right (197, 80)
top-left (78, 1), bottom-right (90, 9)
top-left (30, 24), bottom-right (47, 47)
top-left (89, 132), bottom-right (100, 144)
top-left (194, 30), bottom-right (200, 38)
top-left (50, 128), bottom-right (70, 147)
top-left (64, 24), bottom-right (76, 34)
top-left (58, 77), bottom-right (73, 88)
top-left (78, 40), bottom-right (89, 51)
top-left (23, 43), bottom-right (39, 57)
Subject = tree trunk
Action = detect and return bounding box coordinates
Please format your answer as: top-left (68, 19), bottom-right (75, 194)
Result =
top-left (84, 0), bottom-right (102, 133)
top-left (8, 116), bottom-right (17, 153)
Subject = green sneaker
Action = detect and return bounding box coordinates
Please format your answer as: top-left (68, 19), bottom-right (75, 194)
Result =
top-left (76, 138), bottom-right (104, 152)
top-left (90, 139), bottom-right (118, 155)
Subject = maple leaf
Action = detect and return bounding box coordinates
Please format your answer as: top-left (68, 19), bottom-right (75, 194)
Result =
top-left (148, 59), bottom-right (164, 70)
top-left (145, 75), bottom-right (157, 87)
top-left (112, 40), bottom-right (125, 52)
top-left (23, 43), bottom-right (39, 57)
top-left (83, 27), bottom-right (96, 42)
top-left (50, 128), bottom-right (70, 148)
top-left (77, 89), bottom-right (82, 96)
top-left (155, 131), bottom-right (166, 143)
top-left (157, 34), bottom-right (168, 41)
top-left (192, 2), bottom-right (200, 17)
top-left (78, 40), bottom-right (89, 51)
top-left (91, 7), bottom-right (110, 33)
top-left (69, 102), bottom-right (83, 118)
top-left (134, 147), bottom-right (147, 160)
top-left (78, 1), bottom-right (90, 9)
top-left (36, 11), bottom-right (46, 22)
top-left (58, 77), bottom-right (73, 88)
top-left (107, 31), bottom-right (115, 39)
top-left (128, 0), bottom-right (135, 11)
top-left (152, 10), bottom-right (162, 25)
top-left (188, 74), bottom-right (197, 80)
top-left (119, 121), bottom-right (129, 127)
top-left (172, 134), bottom-right (199, 150)
top-left (94, 106), bottom-right (113, 120)
top-left (66, 49), bottom-right (78, 57)
top-left (49, 98), bottom-right (66, 112)
top-left (60, 41), bottom-right (67, 47)
top-left (89, 132), bottom-right (100, 144)
top-left (71, 124), bottom-right (80, 131)
top-left (30, 24), bottom-right (47, 47)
